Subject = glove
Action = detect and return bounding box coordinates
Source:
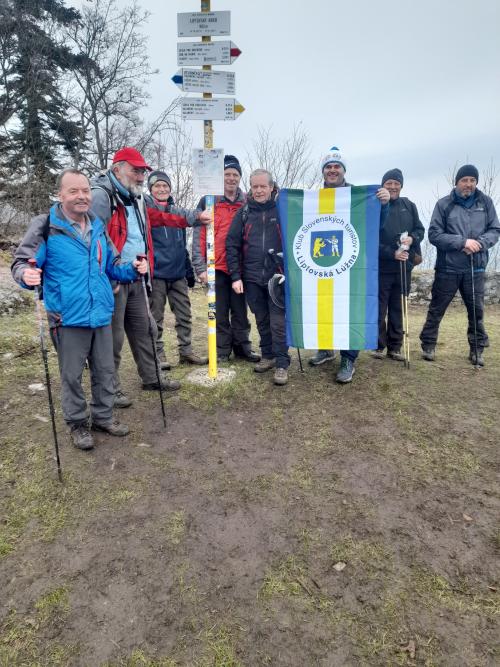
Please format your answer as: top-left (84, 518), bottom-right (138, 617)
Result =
top-left (187, 275), bottom-right (196, 288)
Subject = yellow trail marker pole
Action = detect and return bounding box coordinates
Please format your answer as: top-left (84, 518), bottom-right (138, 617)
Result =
top-left (201, 0), bottom-right (217, 378)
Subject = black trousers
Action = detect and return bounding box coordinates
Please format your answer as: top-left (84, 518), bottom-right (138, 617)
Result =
top-left (245, 281), bottom-right (290, 369)
top-left (378, 269), bottom-right (411, 352)
top-left (420, 271), bottom-right (488, 349)
top-left (215, 270), bottom-right (252, 356)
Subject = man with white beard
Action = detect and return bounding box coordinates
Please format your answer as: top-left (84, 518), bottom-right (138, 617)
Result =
top-left (91, 147), bottom-right (181, 408)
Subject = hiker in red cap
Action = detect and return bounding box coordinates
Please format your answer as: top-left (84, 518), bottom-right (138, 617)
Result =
top-left (90, 146), bottom-right (181, 408)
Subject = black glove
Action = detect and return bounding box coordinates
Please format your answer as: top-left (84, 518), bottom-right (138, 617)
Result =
top-left (187, 275), bottom-right (195, 288)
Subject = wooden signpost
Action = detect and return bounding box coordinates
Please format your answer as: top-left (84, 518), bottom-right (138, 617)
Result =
top-left (176, 0), bottom-right (244, 379)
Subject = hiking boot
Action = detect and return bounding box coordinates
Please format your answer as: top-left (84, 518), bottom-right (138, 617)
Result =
top-left (336, 357), bottom-right (355, 384)
top-left (469, 349), bottom-right (484, 367)
top-left (92, 419), bottom-right (129, 437)
top-left (180, 352), bottom-right (208, 365)
top-left (217, 354), bottom-right (230, 363)
top-left (142, 377), bottom-right (181, 391)
top-left (160, 360), bottom-right (171, 371)
top-left (254, 358), bottom-right (276, 373)
top-left (70, 423), bottom-right (94, 451)
top-left (371, 349), bottom-right (385, 359)
top-left (308, 349), bottom-right (337, 366)
top-left (421, 347), bottom-right (435, 361)
top-left (273, 367), bottom-right (288, 386)
top-left (114, 390), bottom-right (132, 409)
top-left (387, 349), bottom-right (405, 362)
top-left (233, 350), bottom-right (261, 362)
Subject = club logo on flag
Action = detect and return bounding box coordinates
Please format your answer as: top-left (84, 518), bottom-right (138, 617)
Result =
top-left (293, 215), bottom-right (359, 278)
top-left (310, 230), bottom-right (344, 267)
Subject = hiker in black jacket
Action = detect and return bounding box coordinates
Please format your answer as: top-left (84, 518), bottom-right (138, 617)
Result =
top-left (372, 168), bottom-right (425, 361)
top-left (420, 164), bottom-right (500, 366)
top-left (226, 169), bottom-right (290, 386)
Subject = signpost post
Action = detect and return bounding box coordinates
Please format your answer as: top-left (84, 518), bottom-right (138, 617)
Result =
top-left (176, 0), bottom-right (244, 379)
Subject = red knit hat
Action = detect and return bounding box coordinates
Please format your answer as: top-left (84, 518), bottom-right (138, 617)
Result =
top-left (112, 147), bottom-right (152, 170)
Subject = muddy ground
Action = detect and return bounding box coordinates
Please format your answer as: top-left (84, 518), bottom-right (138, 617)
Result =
top-left (0, 283), bottom-right (499, 666)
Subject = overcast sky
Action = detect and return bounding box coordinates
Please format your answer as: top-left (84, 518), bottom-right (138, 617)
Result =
top-left (105, 0), bottom-right (499, 220)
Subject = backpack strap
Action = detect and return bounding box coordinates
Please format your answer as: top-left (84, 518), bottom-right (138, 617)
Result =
top-left (441, 199), bottom-right (455, 232)
top-left (91, 184), bottom-right (118, 215)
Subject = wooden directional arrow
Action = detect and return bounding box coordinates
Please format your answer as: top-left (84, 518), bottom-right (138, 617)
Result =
top-left (172, 69), bottom-right (235, 95)
top-left (181, 98), bottom-right (245, 121)
top-left (177, 41), bottom-right (241, 66)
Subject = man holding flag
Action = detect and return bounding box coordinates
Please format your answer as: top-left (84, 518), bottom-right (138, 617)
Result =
top-left (305, 149), bottom-right (390, 383)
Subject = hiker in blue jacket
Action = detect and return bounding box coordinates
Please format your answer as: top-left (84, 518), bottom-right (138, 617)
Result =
top-left (11, 169), bottom-right (147, 451)
top-left (145, 170), bottom-right (208, 368)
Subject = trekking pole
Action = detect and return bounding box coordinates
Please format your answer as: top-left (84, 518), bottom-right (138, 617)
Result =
top-left (28, 259), bottom-right (63, 483)
top-left (296, 348), bottom-right (304, 373)
top-left (402, 262), bottom-right (410, 369)
top-left (399, 261), bottom-right (407, 367)
top-left (136, 254), bottom-right (167, 428)
top-left (470, 253), bottom-right (480, 370)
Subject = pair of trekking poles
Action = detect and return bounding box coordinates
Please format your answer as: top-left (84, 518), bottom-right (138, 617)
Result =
top-left (29, 254), bottom-right (166, 483)
top-left (398, 238), bottom-right (482, 371)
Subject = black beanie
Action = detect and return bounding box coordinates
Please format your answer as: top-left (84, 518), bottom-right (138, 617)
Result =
top-left (224, 154), bottom-right (242, 175)
top-left (455, 164), bottom-right (479, 185)
top-left (148, 170), bottom-right (171, 191)
top-left (381, 168), bottom-right (404, 187)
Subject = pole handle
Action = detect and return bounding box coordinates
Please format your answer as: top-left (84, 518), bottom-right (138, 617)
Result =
top-left (136, 253), bottom-right (147, 262)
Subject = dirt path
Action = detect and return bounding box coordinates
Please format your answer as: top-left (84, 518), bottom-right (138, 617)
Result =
top-left (0, 298), bottom-right (499, 666)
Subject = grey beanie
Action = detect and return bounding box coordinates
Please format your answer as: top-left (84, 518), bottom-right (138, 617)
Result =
top-left (382, 168), bottom-right (404, 187)
top-left (148, 170), bottom-right (172, 191)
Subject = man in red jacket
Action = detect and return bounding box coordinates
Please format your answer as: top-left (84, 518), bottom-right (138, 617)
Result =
top-left (192, 155), bottom-right (259, 362)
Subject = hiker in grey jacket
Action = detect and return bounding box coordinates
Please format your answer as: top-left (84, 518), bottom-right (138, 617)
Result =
top-left (420, 164), bottom-right (500, 366)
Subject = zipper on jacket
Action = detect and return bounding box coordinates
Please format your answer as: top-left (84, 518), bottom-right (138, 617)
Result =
top-left (262, 211), bottom-right (266, 283)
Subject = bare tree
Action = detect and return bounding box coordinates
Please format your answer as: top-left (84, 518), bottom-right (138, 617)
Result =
top-left (65, 0), bottom-right (159, 171)
top-left (245, 122), bottom-right (320, 189)
top-left (142, 111), bottom-right (195, 209)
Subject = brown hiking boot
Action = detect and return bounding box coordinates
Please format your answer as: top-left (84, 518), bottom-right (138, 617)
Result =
top-left (142, 377), bottom-right (181, 391)
top-left (92, 419), bottom-right (129, 437)
top-left (180, 352), bottom-right (208, 365)
top-left (70, 423), bottom-right (94, 450)
top-left (273, 368), bottom-right (288, 386)
top-left (254, 358), bottom-right (276, 373)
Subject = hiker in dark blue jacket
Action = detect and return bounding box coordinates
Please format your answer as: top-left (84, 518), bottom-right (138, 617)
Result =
top-left (11, 169), bottom-right (147, 451)
top-left (420, 164), bottom-right (500, 366)
top-left (146, 170), bottom-right (208, 368)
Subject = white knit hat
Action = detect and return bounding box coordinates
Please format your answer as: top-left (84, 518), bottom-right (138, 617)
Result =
top-left (321, 147), bottom-right (346, 172)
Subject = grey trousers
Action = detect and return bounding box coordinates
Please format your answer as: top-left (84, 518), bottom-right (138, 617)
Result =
top-left (150, 277), bottom-right (192, 360)
top-left (51, 325), bottom-right (114, 425)
top-left (112, 282), bottom-right (158, 391)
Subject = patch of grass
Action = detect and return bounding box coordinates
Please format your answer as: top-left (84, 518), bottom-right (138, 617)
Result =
top-left (35, 586), bottom-right (69, 624)
top-left (260, 554), bottom-right (334, 615)
top-left (329, 535), bottom-right (393, 574)
top-left (165, 510), bottom-right (186, 546)
top-left (412, 569), bottom-right (500, 617)
top-left (198, 625), bottom-right (242, 667)
top-left (104, 649), bottom-right (178, 667)
top-left (289, 459), bottom-right (313, 490)
top-left (0, 585), bottom-right (77, 666)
